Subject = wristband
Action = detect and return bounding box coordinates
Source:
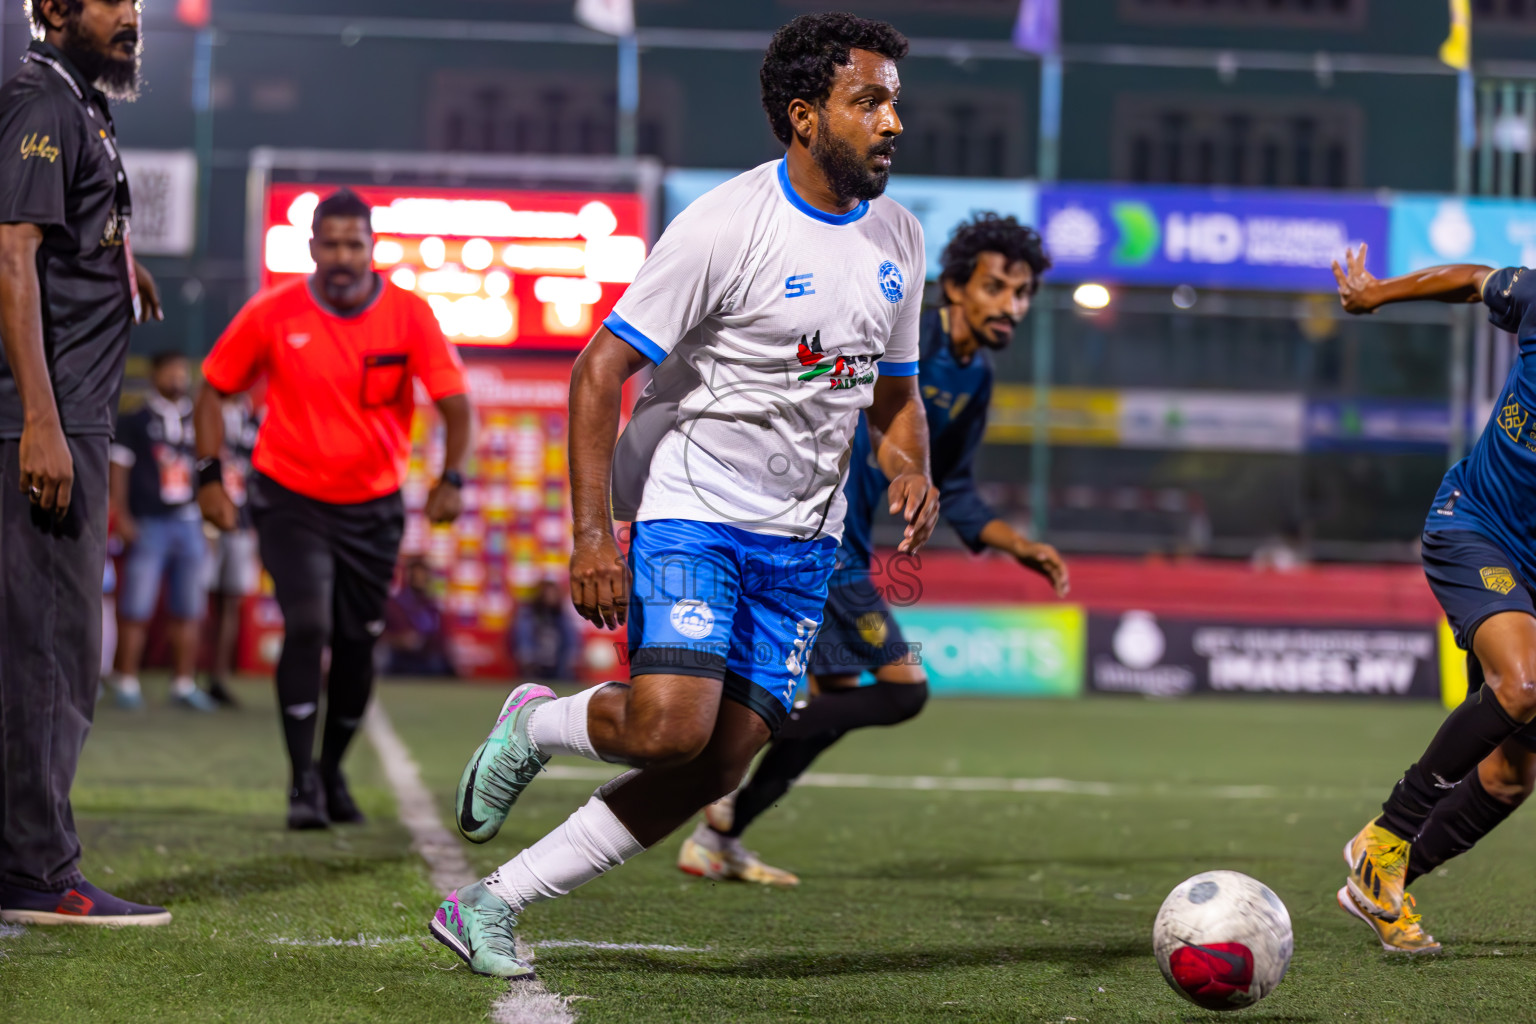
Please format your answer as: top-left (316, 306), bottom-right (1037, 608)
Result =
top-left (196, 456), bottom-right (223, 489)
top-left (440, 468), bottom-right (465, 489)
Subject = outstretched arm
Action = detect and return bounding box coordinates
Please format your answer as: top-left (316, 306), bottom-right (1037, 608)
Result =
top-left (1333, 243), bottom-right (1493, 315)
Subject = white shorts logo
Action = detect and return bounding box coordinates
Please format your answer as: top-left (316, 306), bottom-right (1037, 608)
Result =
top-left (669, 599), bottom-right (715, 640)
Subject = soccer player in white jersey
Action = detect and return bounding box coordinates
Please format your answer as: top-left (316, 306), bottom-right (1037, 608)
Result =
top-left (429, 13), bottom-right (939, 977)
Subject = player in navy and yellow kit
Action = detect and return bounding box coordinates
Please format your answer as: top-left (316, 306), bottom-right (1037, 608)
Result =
top-left (678, 214), bottom-right (1071, 884)
top-left (1332, 246), bottom-right (1536, 953)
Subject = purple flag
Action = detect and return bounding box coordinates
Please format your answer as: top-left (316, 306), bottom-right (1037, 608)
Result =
top-left (1013, 0), bottom-right (1059, 55)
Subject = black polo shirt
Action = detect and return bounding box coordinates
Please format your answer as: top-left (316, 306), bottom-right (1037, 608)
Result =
top-left (0, 41), bottom-right (134, 439)
top-left (110, 394), bottom-right (200, 521)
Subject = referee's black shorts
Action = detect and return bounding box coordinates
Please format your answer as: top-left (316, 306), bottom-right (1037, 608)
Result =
top-left (1422, 527), bottom-right (1536, 751)
top-left (248, 472), bottom-right (404, 644)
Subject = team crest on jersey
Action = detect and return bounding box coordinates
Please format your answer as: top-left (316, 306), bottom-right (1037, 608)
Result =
top-left (795, 330), bottom-right (875, 390)
top-left (1481, 567), bottom-right (1517, 595)
top-left (878, 260), bottom-right (904, 303)
top-left (1500, 395), bottom-right (1528, 442)
top-left (670, 599), bottom-right (715, 640)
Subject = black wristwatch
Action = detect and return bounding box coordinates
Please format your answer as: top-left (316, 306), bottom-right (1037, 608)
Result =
top-left (440, 468), bottom-right (465, 489)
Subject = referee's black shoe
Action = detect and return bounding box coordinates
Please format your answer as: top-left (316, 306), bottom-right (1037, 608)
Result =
top-left (287, 769), bottom-right (329, 830)
top-left (321, 765), bottom-right (366, 825)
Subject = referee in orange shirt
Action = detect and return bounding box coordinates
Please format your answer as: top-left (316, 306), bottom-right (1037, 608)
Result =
top-left (193, 189), bottom-right (471, 829)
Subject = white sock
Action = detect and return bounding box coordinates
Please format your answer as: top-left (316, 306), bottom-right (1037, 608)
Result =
top-left (114, 674), bottom-right (141, 696)
top-left (170, 676), bottom-right (197, 697)
top-left (482, 795), bottom-right (644, 912)
top-left (527, 683), bottom-right (618, 761)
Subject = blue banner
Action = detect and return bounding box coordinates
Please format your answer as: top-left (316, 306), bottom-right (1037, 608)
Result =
top-left (1389, 195), bottom-right (1536, 276)
top-left (1038, 184), bottom-right (1389, 291)
top-left (663, 168), bottom-right (1038, 282)
top-left (1305, 398), bottom-right (1460, 454)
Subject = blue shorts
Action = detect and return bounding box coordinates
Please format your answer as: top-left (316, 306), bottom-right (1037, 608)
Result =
top-left (807, 574), bottom-right (918, 679)
top-left (1422, 528), bottom-right (1536, 749)
top-left (1422, 528), bottom-right (1536, 651)
top-left (627, 519), bottom-right (837, 731)
top-left (119, 515), bottom-right (206, 622)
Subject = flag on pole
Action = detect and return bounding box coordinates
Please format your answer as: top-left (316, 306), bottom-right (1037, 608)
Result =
top-left (575, 0), bottom-right (634, 37)
top-left (1013, 0), bottom-right (1059, 56)
top-left (1440, 0), bottom-right (1471, 71)
top-left (176, 0), bottom-right (212, 29)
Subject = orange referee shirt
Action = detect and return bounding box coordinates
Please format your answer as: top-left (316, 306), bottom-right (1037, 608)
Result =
top-left (203, 277), bottom-right (467, 505)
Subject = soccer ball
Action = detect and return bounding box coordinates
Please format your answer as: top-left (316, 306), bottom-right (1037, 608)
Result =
top-left (1153, 870), bottom-right (1293, 1011)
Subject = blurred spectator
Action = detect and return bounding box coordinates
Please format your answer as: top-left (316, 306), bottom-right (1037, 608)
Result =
top-left (106, 353), bottom-right (216, 711)
top-left (1251, 527), bottom-right (1310, 574)
top-left (513, 580), bottom-right (578, 681)
top-left (383, 558), bottom-right (455, 677)
top-left (202, 394), bottom-right (263, 707)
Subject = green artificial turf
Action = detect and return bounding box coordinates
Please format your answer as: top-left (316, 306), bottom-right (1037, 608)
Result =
top-left (7, 679), bottom-right (1536, 1023)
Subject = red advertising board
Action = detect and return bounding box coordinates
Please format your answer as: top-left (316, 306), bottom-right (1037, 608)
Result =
top-left (261, 182), bottom-right (647, 352)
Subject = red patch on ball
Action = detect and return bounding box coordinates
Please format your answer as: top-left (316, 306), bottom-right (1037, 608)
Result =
top-left (1168, 942), bottom-right (1256, 1009)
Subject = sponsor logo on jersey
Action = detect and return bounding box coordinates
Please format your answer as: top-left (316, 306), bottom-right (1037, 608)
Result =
top-left (20, 132), bottom-right (60, 163)
top-left (286, 333), bottom-right (311, 349)
top-left (784, 273), bottom-right (815, 299)
top-left (795, 330), bottom-right (875, 390)
top-left (878, 260), bottom-right (904, 303)
top-left (1480, 566), bottom-right (1517, 595)
top-left (670, 599), bottom-right (715, 640)
top-left (1499, 395), bottom-right (1528, 443)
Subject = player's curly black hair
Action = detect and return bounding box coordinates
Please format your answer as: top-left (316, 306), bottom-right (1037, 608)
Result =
top-left (760, 12), bottom-right (909, 148)
top-left (940, 213), bottom-right (1052, 295)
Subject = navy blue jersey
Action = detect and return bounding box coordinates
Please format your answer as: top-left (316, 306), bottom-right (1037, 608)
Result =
top-left (838, 307), bottom-right (999, 575)
top-left (1426, 267), bottom-right (1536, 581)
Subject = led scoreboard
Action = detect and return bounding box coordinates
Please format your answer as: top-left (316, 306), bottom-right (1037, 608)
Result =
top-left (261, 183), bottom-right (648, 351)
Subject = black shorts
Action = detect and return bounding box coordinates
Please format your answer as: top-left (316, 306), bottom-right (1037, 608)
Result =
top-left (1422, 528), bottom-right (1536, 750)
top-left (807, 576), bottom-right (917, 679)
top-left (249, 473), bottom-right (404, 644)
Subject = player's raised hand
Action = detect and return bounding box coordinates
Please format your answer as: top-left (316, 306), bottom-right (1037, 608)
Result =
top-left (1016, 540), bottom-right (1070, 597)
top-left (570, 531), bottom-right (629, 630)
top-left (888, 472), bottom-right (939, 554)
top-left (1332, 244), bottom-right (1379, 315)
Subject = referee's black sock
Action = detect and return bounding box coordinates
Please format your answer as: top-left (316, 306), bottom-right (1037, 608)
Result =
top-left (1379, 686), bottom-right (1525, 840)
top-left (1404, 769), bottom-right (1520, 886)
top-left (320, 636), bottom-right (376, 775)
top-left (275, 620), bottom-right (326, 785)
top-left (723, 682), bottom-right (927, 839)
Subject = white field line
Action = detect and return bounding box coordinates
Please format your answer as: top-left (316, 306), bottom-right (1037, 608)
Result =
top-left (364, 702), bottom-right (578, 1024)
top-left (543, 763), bottom-right (1286, 799)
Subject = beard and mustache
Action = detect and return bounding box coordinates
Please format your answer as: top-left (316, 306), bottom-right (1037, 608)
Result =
top-left (809, 117), bottom-right (896, 206)
top-left (57, 20), bottom-right (141, 101)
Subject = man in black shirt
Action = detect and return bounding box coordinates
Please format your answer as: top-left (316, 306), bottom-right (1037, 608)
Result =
top-left (0, 0), bottom-right (170, 927)
top-left (108, 352), bottom-right (217, 713)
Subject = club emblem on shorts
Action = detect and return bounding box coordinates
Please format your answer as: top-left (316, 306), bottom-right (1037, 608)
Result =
top-left (670, 599), bottom-right (715, 640)
top-left (856, 612), bottom-right (888, 646)
top-left (1499, 395), bottom-right (1527, 443)
top-left (878, 260), bottom-right (904, 303)
top-left (1480, 566), bottom-right (1517, 595)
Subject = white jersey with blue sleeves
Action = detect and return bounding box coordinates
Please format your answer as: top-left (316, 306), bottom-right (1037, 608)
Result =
top-left (606, 158), bottom-right (924, 543)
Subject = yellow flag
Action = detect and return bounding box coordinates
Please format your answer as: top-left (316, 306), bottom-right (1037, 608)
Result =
top-left (1440, 0), bottom-right (1471, 71)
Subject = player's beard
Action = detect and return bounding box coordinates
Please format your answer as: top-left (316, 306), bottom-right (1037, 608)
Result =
top-left (59, 21), bottom-right (141, 101)
top-left (810, 120), bottom-right (895, 205)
